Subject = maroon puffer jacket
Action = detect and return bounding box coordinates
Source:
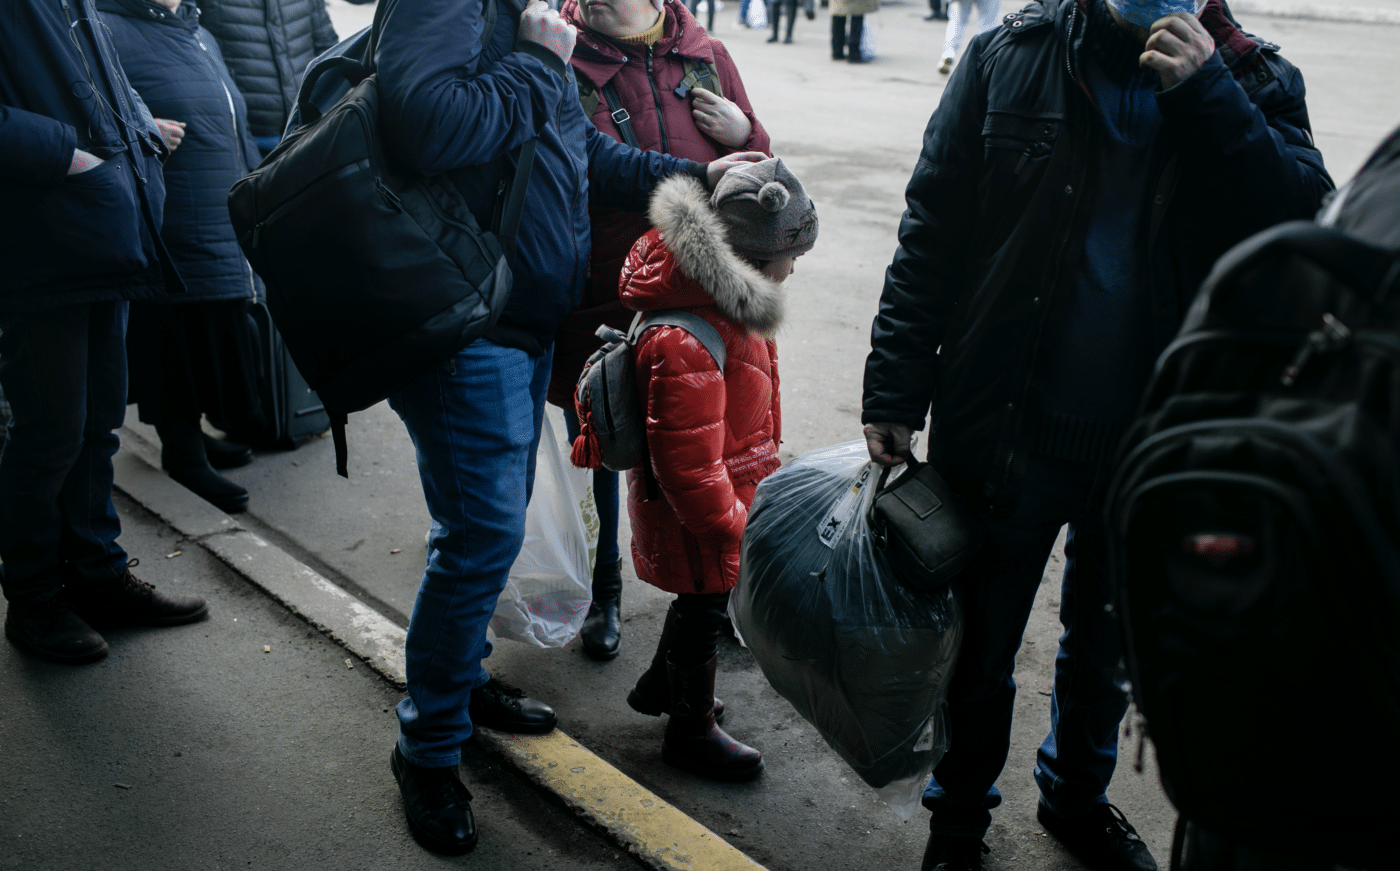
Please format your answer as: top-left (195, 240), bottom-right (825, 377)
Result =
top-left (621, 175), bottom-right (785, 595)
top-left (547, 0), bottom-right (772, 410)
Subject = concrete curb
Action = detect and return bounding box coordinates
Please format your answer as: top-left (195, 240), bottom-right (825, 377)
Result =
top-left (112, 429), bottom-right (768, 871)
top-left (1230, 1), bottom-right (1400, 26)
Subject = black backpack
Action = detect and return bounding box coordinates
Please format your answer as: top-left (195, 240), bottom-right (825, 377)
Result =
top-left (1105, 128), bottom-right (1400, 868)
top-left (227, 0), bottom-right (534, 476)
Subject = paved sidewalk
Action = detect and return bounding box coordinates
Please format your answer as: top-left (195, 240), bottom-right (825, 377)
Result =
top-left (0, 487), bottom-right (654, 871)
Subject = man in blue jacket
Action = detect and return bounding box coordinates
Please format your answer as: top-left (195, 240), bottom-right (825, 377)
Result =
top-left (0, 0), bottom-right (210, 665)
top-left (373, 0), bottom-right (762, 854)
top-left (861, 2), bottom-right (1331, 870)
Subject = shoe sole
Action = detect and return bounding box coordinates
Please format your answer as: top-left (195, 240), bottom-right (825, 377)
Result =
top-left (5, 628), bottom-right (109, 664)
top-left (582, 640), bottom-right (621, 661)
top-left (390, 749), bottom-right (478, 855)
top-left (661, 746), bottom-right (764, 782)
top-left (77, 603), bottom-right (210, 630)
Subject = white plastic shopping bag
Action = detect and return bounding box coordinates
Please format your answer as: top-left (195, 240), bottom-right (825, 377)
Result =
top-left (746, 0), bottom-right (768, 31)
top-left (491, 413), bottom-right (599, 647)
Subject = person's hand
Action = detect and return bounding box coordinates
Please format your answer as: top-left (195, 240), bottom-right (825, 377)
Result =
top-left (67, 148), bottom-right (104, 175)
top-left (704, 150), bottom-right (766, 189)
top-left (518, 0), bottom-right (577, 65)
top-left (863, 422), bottom-right (913, 467)
top-left (690, 89), bottom-right (753, 150)
top-left (154, 118), bottom-right (187, 152)
top-left (1140, 12), bottom-right (1214, 90)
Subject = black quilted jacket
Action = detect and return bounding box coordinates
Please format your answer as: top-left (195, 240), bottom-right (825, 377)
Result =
top-left (196, 0), bottom-right (341, 138)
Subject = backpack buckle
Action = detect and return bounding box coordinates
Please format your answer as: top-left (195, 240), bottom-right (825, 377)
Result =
top-left (611, 107), bottom-right (631, 125)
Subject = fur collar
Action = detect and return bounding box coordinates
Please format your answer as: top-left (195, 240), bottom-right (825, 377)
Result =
top-left (647, 175), bottom-right (785, 337)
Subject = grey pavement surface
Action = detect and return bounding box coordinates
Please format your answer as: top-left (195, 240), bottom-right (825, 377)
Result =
top-left (0, 492), bottom-right (645, 871)
top-left (4, 1), bottom-right (1397, 870)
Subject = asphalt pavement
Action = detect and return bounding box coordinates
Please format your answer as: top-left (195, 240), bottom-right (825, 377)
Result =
top-left (3, 2), bottom-right (1397, 870)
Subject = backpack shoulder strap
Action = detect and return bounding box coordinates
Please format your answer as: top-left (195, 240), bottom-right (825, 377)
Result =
top-left (599, 79), bottom-right (641, 150)
top-left (673, 58), bottom-right (723, 100)
top-left (632, 310), bottom-right (727, 371)
top-left (578, 77), bottom-right (602, 121)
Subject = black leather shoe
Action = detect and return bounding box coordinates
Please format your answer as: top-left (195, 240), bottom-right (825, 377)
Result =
top-left (66, 560), bottom-right (209, 628)
top-left (468, 677), bottom-right (557, 734)
top-left (203, 434), bottom-right (254, 470)
top-left (4, 595), bottom-right (108, 664)
top-left (390, 745), bottom-right (477, 855)
top-left (921, 834), bottom-right (989, 871)
top-left (1037, 802), bottom-right (1159, 871)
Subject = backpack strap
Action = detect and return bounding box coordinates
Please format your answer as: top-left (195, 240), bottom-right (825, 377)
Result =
top-left (673, 58), bottom-right (723, 100)
top-left (600, 80), bottom-right (641, 150)
top-left (629, 310), bottom-right (727, 500)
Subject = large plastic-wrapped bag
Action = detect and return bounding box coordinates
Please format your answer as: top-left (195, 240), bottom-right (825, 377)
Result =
top-left (492, 413), bottom-right (600, 647)
top-left (731, 441), bottom-right (962, 818)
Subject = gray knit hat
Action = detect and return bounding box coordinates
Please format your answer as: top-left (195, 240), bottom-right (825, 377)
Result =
top-left (710, 157), bottom-right (818, 262)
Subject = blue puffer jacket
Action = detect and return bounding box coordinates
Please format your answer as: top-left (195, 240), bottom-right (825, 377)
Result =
top-left (99, 0), bottom-right (262, 304)
top-left (374, 0), bottom-right (708, 357)
top-left (0, 0), bottom-right (180, 311)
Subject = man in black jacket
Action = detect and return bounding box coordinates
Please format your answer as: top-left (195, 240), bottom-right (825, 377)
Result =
top-left (0, 0), bottom-right (209, 665)
top-left (861, 2), bottom-right (1331, 869)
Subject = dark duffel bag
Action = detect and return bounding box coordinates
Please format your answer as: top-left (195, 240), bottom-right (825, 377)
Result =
top-left (227, 0), bottom-right (534, 477)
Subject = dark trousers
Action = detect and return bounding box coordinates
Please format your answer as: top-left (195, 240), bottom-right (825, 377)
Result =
top-left (0, 302), bottom-right (130, 603)
top-left (923, 453), bottom-right (1131, 837)
top-left (671, 591), bottom-right (730, 664)
top-left (831, 14), bottom-right (864, 57)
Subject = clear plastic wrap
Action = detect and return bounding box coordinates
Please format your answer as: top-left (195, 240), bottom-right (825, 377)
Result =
top-left (492, 413), bottom-right (600, 647)
top-left (731, 441), bottom-right (963, 818)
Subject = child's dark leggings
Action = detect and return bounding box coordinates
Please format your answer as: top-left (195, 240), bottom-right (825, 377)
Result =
top-left (670, 591), bottom-right (732, 666)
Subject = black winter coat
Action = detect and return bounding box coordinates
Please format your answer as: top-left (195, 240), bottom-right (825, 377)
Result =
top-left (861, 0), bottom-right (1332, 517)
top-left (100, 0), bottom-right (263, 304)
top-left (196, 0), bottom-right (339, 138)
top-left (0, 0), bottom-right (180, 311)
top-left (375, 0), bottom-right (706, 357)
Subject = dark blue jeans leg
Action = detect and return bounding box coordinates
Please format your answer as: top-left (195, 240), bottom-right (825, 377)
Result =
top-left (1033, 506), bottom-right (1132, 817)
top-left (0, 302), bottom-right (129, 604)
top-left (564, 412), bottom-right (620, 568)
top-left (388, 340), bottom-right (552, 767)
top-left (924, 455), bottom-right (1116, 838)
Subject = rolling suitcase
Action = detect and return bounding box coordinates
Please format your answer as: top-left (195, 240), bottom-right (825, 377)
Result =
top-left (215, 299), bottom-right (330, 450)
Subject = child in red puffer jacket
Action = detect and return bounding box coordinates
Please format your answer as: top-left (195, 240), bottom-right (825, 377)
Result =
top-left (615, 158), bottom-right (817, 781)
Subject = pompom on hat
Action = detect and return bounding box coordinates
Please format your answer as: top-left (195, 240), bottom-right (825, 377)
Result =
top-left (710, 157), bottom-right (819, 262)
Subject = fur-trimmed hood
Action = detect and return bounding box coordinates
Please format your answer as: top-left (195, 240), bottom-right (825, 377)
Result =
top-left (620, 175), bottom-right (785, 336)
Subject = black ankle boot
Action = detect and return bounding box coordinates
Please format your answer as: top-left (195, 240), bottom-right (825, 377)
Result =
top-left (580, 560), bottom-right (622, 661)
top-left (628, 604), bottom-right (725, 722)
top-left (159, 419), bottom-right (249, 513)
top-left (202, 433), bottom-right (253, 470)
top-left (662, 654), bottom-right (762, 781)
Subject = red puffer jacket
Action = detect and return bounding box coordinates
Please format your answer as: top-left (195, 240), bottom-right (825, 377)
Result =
top-left (621, 175), bottom-right (785, 595)
top-left (547, 0), bottom-right (771, 410)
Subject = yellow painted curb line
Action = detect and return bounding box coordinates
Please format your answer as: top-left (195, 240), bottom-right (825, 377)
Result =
top-left (480, 730), bottom-right (768, 871)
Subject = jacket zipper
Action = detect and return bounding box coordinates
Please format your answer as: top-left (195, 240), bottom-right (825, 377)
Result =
top-left (645, 47), bottom-right (670, 156)
top-left (196, 33), bottom-right (258, 300)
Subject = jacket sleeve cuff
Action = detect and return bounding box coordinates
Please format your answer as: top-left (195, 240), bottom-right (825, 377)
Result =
top-left (514, 39), bottom-right (568, 78)
top-left (0, 106), bottom-right (77, 187)
top-left (686, 160), bottom-right (707, 181)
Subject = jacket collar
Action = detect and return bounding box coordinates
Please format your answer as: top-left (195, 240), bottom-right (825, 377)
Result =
top-left (631, 175), bottom-right (785, 336)
top-left (96, 0), bottom-right (199, 27)
top-left (564, 0), bottom-right (716, 89)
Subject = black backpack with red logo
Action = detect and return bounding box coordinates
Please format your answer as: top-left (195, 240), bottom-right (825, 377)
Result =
top-left (1106, 127), bottom-right (1400, 869)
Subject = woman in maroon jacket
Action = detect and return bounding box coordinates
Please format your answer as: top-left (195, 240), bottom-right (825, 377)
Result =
top-left (618, 159), bottom-right (816, 780)
top-left (552, 0), bottom-right (772, 662)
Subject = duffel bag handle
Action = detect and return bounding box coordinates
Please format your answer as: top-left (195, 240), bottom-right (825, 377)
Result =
top-left (297, 56), bottom-right (372, 125)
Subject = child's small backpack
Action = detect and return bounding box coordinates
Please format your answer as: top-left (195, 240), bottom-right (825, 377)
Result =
top-left (570, 311), bottom-right (726, 473)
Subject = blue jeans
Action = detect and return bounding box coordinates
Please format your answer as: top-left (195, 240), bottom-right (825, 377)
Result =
top-left (924, 453), bottom-right (1130, 837)
top-left (0, 302), bottom-right (130, 603)
top-left (563, 413), bottom-right (621, 569)
top-left (388, 339), bottom-right (552, 767)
